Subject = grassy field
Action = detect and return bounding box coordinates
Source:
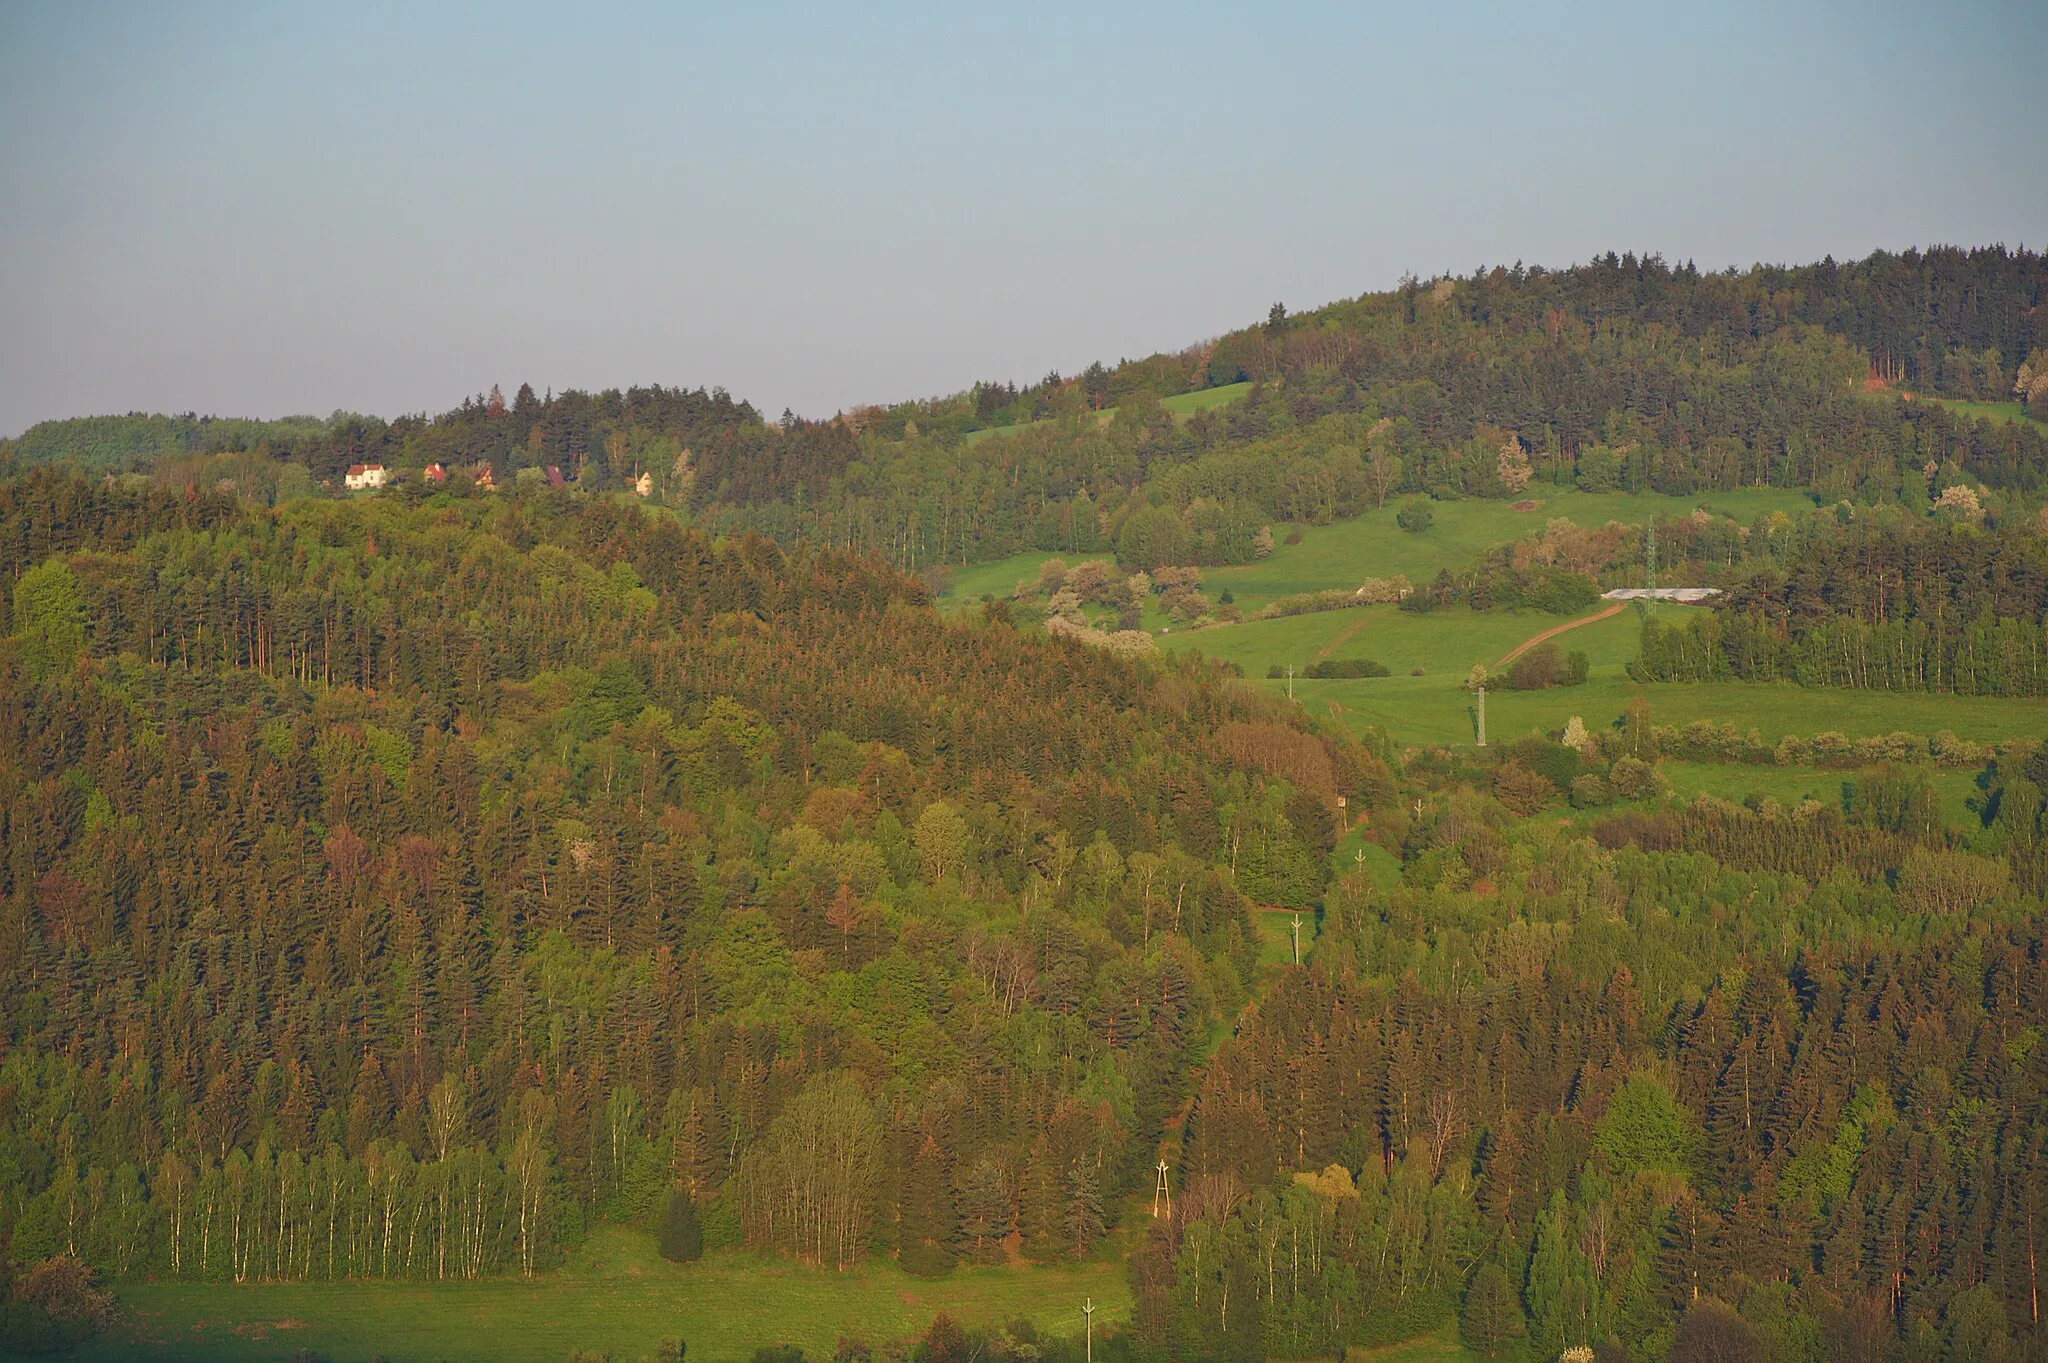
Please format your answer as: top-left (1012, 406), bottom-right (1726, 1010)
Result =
top-left (939, 549), bottom-right (1115, 606)
top-left (1159, 381), bottom-right (1253, 416)
top-left (1658, 761), bottom-right (1984, 824)
top-left (1244, 666), bottom-right (2045, 751)
top-left (1921, 397), bottom-right (2048, 432)
top-left (1198, 487), bottom-right (1814, 617)
top-left (940, 490), bottom-right (1814, 620)
top-left (81, 1229), bottom-right (1129, 1363)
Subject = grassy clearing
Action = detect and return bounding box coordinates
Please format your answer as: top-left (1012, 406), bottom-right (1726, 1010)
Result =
top-left (1176, 597), bottom-right (2039, 751)
top-left (1159, 381), bottom-right (1252, 416)
top-left (82, 1228), bottom-right (1128, 1363)
top-left (1201, 488), bottom-right (1815, 617)
top-left (938, 550), bottom-right (1114, 607)
top-left (1658, 761), bottom-right (1985, 825)
top-left (1920, 397), bottom-right (2048, 432)
top-left (1181, 601), bottom-right (1653, 685)
top-left (1274, 670), bottom-right (2044, 751)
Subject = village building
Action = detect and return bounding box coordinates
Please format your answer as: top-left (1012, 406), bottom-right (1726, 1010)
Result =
top-left (422, 462), bottom-right (448, 483)
top-left (343, 463), bottom-right (388, 490)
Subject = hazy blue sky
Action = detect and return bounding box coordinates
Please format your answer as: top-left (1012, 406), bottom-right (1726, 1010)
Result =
top-left (3, 0), bottom-right (2044, 435)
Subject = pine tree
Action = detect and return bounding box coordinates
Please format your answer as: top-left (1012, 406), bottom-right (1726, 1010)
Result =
top-left (1461, 1261), bottom-right (1523, 1357)
top-left (897, 1132), bottom-right (957, 1278)
top-left (1065, 1158), bottom-right (1107, 1261)
top-left (658, 1187), bottom-right (703, 1263)
top-left (1019, 1138), bottom-right (1063, 1266)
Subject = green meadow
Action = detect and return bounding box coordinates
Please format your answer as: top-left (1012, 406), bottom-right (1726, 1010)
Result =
top-left (939, 488), bottom-right (1813, 619)
top-left (1197, 487), bottom-right (1814, 617)
top-left (1920, 397), bottom-right (2048, 432)
top-left (80, 1229), bottom-right (1129, 1363)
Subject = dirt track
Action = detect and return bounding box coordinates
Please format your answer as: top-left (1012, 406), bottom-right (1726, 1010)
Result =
top-left (1492, 601), bottom-right (1628, 669)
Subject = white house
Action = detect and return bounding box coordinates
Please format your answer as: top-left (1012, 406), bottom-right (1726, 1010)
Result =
top-left (344, 463), bottom-right (389, 490)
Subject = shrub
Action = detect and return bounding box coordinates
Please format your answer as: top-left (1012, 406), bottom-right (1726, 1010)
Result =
top-left (1395, 498), bottom-right (1434, 533)
top-left (1493, 763), bottom-right (1556, 816)
top-left (1570, 774), bottom-right (1612, 808)
top-left (1508, 643), bottom-right (1562, 690)
top-left (1303, 658), bottom-right (1389, 679)
top-left (1610, 756), bottom-right (1655, 799)
top-left (1506, 735), bottom-right (1583, 790)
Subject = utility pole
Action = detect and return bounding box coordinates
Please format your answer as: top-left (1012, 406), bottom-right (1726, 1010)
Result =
top-left (1153, 1160), bottom-right (1172, 1219)
top-left (1291, 912), bottom-right (1302, 965)
top-left (1286, 663), bottom-right (1294, 700)
top-left (1084, 1298), bottom-right (1095, 1363)
top-left (1646, 519), bottom-right (1657, 589)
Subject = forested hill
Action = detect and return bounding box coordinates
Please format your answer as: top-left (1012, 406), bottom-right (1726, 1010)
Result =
top-left (8, 247), bottom-right (2046, 573)
top-left (2, 462), bottom-right (2048, 1362)
top-left (0, 467), bottom-right (1379, 1294)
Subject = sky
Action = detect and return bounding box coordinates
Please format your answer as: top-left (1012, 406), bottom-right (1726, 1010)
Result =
top-left (2, 0), bottom-right (2044, 437)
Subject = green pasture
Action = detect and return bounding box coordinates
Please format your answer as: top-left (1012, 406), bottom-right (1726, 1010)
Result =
top-left (1272, 669), bottom-right (2043, 752)
top-left (1159, 381), bottom-right (1253, 416)
top-left (81, 1228), bottom-right (1129, 1363)
top-left (1658, 761), bottom-right (1984, 825)
top-left (1920, 397), bottom-right (2048, 432)
top-left (1181, 601), bottom-right (1652, 682)
top-left (941, 489), bottom-right (1816, 622)
top-left (939, 550), bottom-right (1115, 607)
top-left (1173, 595), bottom-right (2040, 752)
top-left (1200, 488), bottom-right (1815, 616)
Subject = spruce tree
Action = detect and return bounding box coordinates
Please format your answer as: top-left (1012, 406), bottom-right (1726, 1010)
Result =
top-left (896, 1132), bottom-right (957, 1278)
top-left (1460, 1262), bottom-right (1522, 1357)
top-left (658, 1188), bottom-right (703, 1263)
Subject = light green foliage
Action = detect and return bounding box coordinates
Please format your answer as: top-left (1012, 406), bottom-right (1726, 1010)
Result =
top-left (912, 800), bottom-right (971, 883)
top-left (11, 558), bottom-right (85, 680)
top-left (1779, 1085), bottom-right (1888, 1213)
top-left (1946, 1283), bottom-right (2011, 1363)
top-left (1593, 1077), bottom-right (1698, 1178)
top-left (362, 723), bottom-right (412, 788)
top-left (1524, 1190), bottom-right (1597, 1356)
top-left (1738, 1283), bottom-right (1823, 1363)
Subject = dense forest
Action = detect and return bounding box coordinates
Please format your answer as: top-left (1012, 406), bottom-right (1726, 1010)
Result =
top-left (2, 245), bottom-right (2047, 1362)
top-left (1631, 512), bottom-right (2048, 696)
top-left (0, 470), bottom-right (1377, 1343)
top-left (0, 468), bottom-right (2044, 1361)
